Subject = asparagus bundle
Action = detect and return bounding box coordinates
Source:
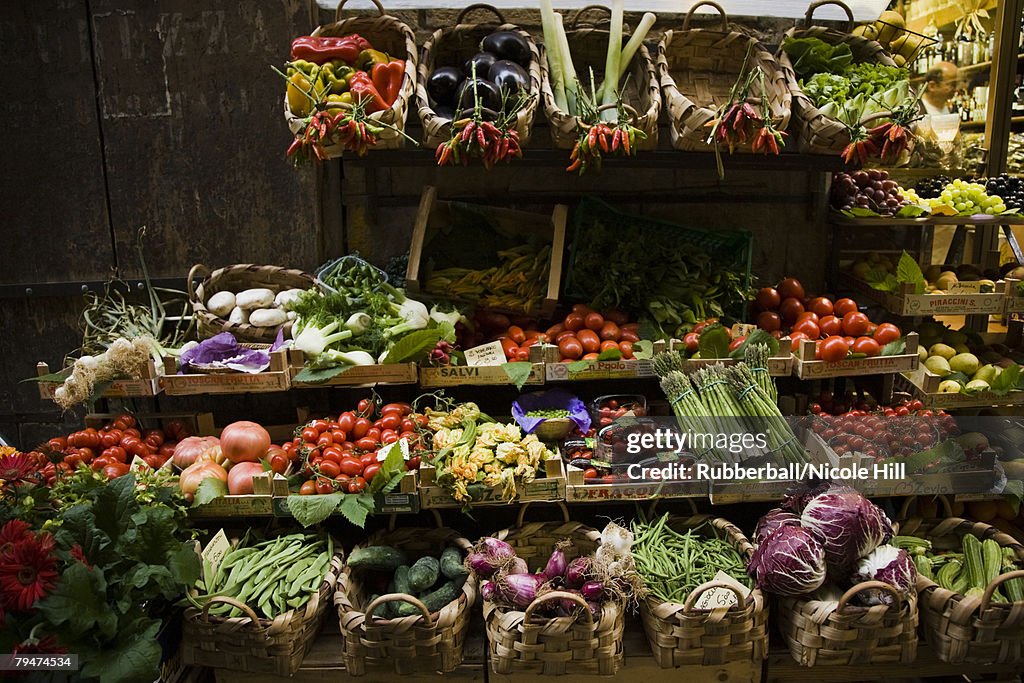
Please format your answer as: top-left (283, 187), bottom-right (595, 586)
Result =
top-left (725, 364), bottom-right (807, 464)
top-left (744, 342), bottom-right (776, 402)
top-left (659, 370), bottom-right (722, 461)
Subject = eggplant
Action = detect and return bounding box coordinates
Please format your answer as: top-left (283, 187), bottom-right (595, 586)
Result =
top-left (463, 51), bottom-right (496, 80)
top-left (480, 31), bottom-right (531, 68)
top-left (489, 60), bottom-right (529, 98)
top-left (456, 78), bottom-right (501, 114)
top-left (427, 66), bottom-right (464, 107)
top-left (434, 104), bottom-right (456, 122)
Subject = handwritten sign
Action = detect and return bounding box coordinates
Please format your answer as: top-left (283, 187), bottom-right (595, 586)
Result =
top-left (376, 438), bottom-right (410, 462)
top-left (201, 529), bottom-right (231, 586)
top-left (464, 341), bottom-right (506, 366)
top-left (731, 323), bottom-right (757, 339)
top-left (690, 571), bottom-right (752, 610)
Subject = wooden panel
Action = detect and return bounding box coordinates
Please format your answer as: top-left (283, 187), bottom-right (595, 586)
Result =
top-left (90, 0), bottom-right (321, 279)
top-left (0, 0), bottom-right (113, 282)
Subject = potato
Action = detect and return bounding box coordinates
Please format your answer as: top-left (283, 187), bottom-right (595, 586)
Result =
top-left (228, 307), bottom-right (249, 325)
top-left (235, 288), bottom-right (276, 310)
top-left (207, 291), bottom-right (236, 317)
top-left (275, 288), bottom-right (305, 310)
top-left (248, 308), bottom-right (288, 327)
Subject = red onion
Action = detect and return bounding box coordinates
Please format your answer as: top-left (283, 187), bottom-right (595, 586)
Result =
top-left (480, 580), bottom-right (496, 601)
top-left (544, 545), bottom-right (568, 579)
top-left (497, 572), bottom-right (546, 609)
top-left (565, 556), bottom-right (591, 587)
top-left (507, 557), bottom-right (529, 575)
top-left (480, 537), bottom-right (516, 560)
top-left (467, 552), bottom-right (498, 577)
top-left (580, 581), bottom-right (605, 601)
top-left (586, 601), bottom-right (601, 618)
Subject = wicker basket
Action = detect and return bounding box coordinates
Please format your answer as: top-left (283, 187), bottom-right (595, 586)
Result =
top-left (417, 4), bottom-right (542, 149)
top-left (777, 580), bottom-right (918, 666)
top-left (639, 514), bottom-right (768, 668)
top-left (335, 522), bottom-right (477, 676)
top-left (484, 504), bottom-right (624, 676)
top-left (778, 0), bottom-right (897, 155)
top-left (539, 6), bottom-right (660, 150)
top-left (898, 516), bottom-right (1024, 665)
top-left (657, 1), bottom-right (791, 152)
top-left (187, 263), bottom-right (315, 343)
top-left (283, 0), bottom-right (418, 156)
top-left (181, 548), bottom-right (343, 675)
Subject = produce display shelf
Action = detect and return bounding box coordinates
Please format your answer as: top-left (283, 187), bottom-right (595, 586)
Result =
top-left (829, 212), bottom-right (1024, 226)
top-left (671, 339), bottom-right (795, 377)
top-left (791, 333), bottom-right (921, 379)
top-left (897, 368), bottom-right (1024, 409)
top-left (287, 350), bottom-right (419, 387)
top-left (418, 457), bottom-right (566, 509)
top-left (36, 359), bottom-right (163, 399)
top-left (836, 271), bottom-right (1010, 317)
top-left (161, 351), bottom-right (292, 395)
top-left (188, 472), bottom-right (287, 519)
top-left (563, 462), bottom-right (707, 502)
top-left (419, 363), bottom-right (546, 387)
top-left (271, 471), bottom-right (421, 517)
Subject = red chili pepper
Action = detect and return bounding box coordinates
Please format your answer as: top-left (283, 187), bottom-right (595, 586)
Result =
top-left (766, 131), bottom-right (780, 155)
top-left (460, 121), bottom-right (476, 142)
top-left (611, 128), bottom-right (621, 152)
top-left (287, 138), bottom-right (303, 157)
top-left (598, 129), bottom-right (610, 154)
top-left (569, 141), bottom-right (580, 161)
top-left (587, 126), bottom-right (598, 150)
top-left (621, 128), bottom-right (631, 155)
top-left (349, 71), bottom-right (389, 113)
top-left (290, 35), bottom-right (371, 65)
top-left (476, 127), bottom-right (487, 149)
top-left (566, 158), bottom-right (582, 173)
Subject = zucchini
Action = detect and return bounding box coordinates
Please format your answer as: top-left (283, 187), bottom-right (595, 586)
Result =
top-left (893, 535), bottom-right (932, 555)
top-left (348, 546), bottom-right (408, 573)
top-left (408, 556), bottom-right (440, 593)
top-left (936, 558), bottom-right (963, 591)
top-left (366, 593), bottom-right (390, 618)
top-left (913, 554), bottom-right (934, 580)
top-left (394, 578), bottom-right (463, 617)
top-left (440, 546), bottom-right (468, 580)
top-left (962, 535), bottom-right (986, 598)
top-left (981, 539), bottom-right (1003, 586)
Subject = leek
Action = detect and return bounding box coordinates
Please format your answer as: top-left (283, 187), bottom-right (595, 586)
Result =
top-left (617, 13), bottom-right (656, 81)
top-left (540, 0), bottom-right (568, 111)
top-left (554, 13), bottom-right (578, 114)
top-left (600, 0), bottom-right (625, 120)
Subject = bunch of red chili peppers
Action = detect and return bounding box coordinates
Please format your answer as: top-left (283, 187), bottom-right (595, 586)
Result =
top-left (287, 102), bottom-right (384, 162)
top-left (436, 118), bottom-right (522, 168)
top-left (566, 120), bottom-right (644, 174)
top-left (841, 110), bottom-right (918, 167)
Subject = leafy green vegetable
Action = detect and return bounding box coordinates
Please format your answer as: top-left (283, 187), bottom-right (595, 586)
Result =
top-left (990, 364), bottom-right (1022, 395)
top-left (381, 327), bottom-right (447, 364)
top-left (697, 324), bottom-right (731, 359)
top-left (192, 477), bottom-right (227, 507)
top-left (881, 340), bottom-right (906, 356)
top-left (782, 36), bottom-right (852, 78)
top-left (897, 251), bottom-right (927, 295)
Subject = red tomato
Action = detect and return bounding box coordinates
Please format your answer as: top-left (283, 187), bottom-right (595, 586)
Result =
top-left (777, 278), bottom-right (805, 301)
top-left (852, 337), bottom-right (881, 357)
top-left (143, 429), bottom-right (164, 446)
top-left (619, 340), bottom-right (635, 359)
top-left (316, 433), bottom-right (334, 448)
top-left (600, 339), bottom-right (620, 353)
top-left (788, 331), bottom-right (809, 345)
top-left (819, 315), bottom-right (842, 337)
top-left (301, 427), bottom-right (318, 443)
top-left (809, 297), bottom-right (834, 318)
top-left (314, 478), bottom-right (336, 495)
top-left (359, 453), bottom-right (377, 467)
top-left (338, 412), bottom-right (356, 433)
top-left (683, 332), bottom-right (700, 352)
top-left (123, 428), bottom-right (141, 439)
top-left (819, 336), bottom-right (850, 362)
top-left (843, 336), bottom-right (856, 348)
top-left (143, 455), bottom-right (163, 470)
top-left (299, 480), bottom-right (317, 495)
top-left (792, 318), bottom-right (821, 340)
top-left (352, 437), bottom-right (375, 452)
top-left (92, 455), bottom-right (112, 471)
top-left (358, 398), bottom-right (376, 418)
top-left (833, 298), bottom-right (858, 317)
top-left (583, 468), bottom-right (599, 479)
top-left (347, 477), bottom-right (367, 494)
top-left (318, 460), bottom-right (341, 478)
top-left (754, 287), bottom-right (781, 311)
top-left (47, 437), bottom-right (67, 451)
top-left (362, 463), bottom-right (381, 481)
top-left (378, 414), bottom-right (400, 432)
top-left (100, 430), bottom-right (122, 448)
top-left (340, 457), bottom-right (364, 477)
top-left (381, 432), bottom-right (399, 445)
top-left (779, 297), bottom-right (805, 325)
top-left (558, 336), bottom-right (583, 360)
top-left (841, 312), bottom-right (870, 337)
top-left (103, 464), bottom-right (129, 479)
top-left (81, 429), bottom-right (101, 449)
top-left (77, 447), bottom-right (95, 463)
top-left (584, 312), bottom-right (605, 331)
top-left (269, 453), bottom-right (289, 474)
top-left (352, 418), bottom-right (371, 440)
top-left (406, 456), bottom-right (421, 471)
top-left (757, 311), bottom-right (781, 333)
top-left (873, 322), bottom-right (901, 345)
top-left (796, 311), bottom-right (819, 323)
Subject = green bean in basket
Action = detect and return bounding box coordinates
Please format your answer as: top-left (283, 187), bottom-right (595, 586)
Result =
top-left (525, 409), bottom-right (571, 418)
top-left (631, 513), bottom-right (751, 604)
top-left (186, 532), bottom-right (333, 619)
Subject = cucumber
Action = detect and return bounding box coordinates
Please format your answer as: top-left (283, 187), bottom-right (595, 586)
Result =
top-left (440, 546), bottom-right (468, 580)
top-left (348, 546), bottom-right (408, 573)
top-left (366, 593), bottom-right (389, 618)
top-left (408, 556), bottom-right (440, 593)
top-left (394, 578), bottom-right (463, 617)
top-left (393, 565), bottom-right (411, 595)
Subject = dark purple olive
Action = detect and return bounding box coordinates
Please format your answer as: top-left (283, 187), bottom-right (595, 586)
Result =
top-left (457, 78), bottom-right (501, 114)
top-left (463, 52), bottom-right (496, 80)
top-left (427, 66), bottom-right (463, 107)
top-left (480, 31), bottom-right (531, 68)
top-left (489, 60), bottom-right (530, 99)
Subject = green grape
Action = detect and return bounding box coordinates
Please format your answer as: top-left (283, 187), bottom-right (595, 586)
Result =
top-left (994, 203), bottom-right (1007, 213)
top-left (955, 202), bottom-right (967, 212)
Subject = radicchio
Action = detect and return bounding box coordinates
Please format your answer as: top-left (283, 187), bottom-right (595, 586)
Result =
top-left (754, 508), bottom-right (802, 545)
top-left (748, 525), bottom-right (827, 596)
top-left (851, 545), bottom-right (917, 606)
top-left (800, 489), bottom-right (892, 570)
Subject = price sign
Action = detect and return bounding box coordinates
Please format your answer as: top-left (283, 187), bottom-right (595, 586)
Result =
top-left (946, 281), bottom-right (986, 294)
top-left (731, 323), bottom-right (757, 339)
top-left (201, 529), bottom-right (231, 586)
top-left (464, 341), bottom-right (506, 366)
top-left (690, 571), bottom-right (752, 610)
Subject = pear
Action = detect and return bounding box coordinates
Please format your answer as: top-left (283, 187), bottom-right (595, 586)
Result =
top-left (954, 344), bottom-right (971, 355)
top-left (974, 364), bottom-right (1001, 385)
top-left (924, 356), bottom-right (952, 377)
top-left (851, 261), bottom-right (871, 279)
top-left (949, 353), bottom-right (980, 376)
top-left (965, 379), bottom-right (991, 393)
top-left (937, 273), bottom-right (959, 291)
top-left (918, 347), bottom-right (929, 363)
top-left (937, 380), bottom-right (962, 393)
top-left (929, 343), bottom-right (956, 360)
top-left (923, 265), bottom-right (943, 283)
top-left (942, 329), bottom-right (968, 346)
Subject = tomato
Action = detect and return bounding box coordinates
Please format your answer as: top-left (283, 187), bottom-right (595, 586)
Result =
top-left (159, 442), bottom-right (176, 458)
top-left (358, 453), bottom-right (376, 467)
top-left (819, 335), bottom-right (850, 362)
top-left (728, 336), bottom-right (746, 351)
top-left (115, 414), bottom-right (136, 429)
top-left (347, 477), bottom-right (367, 494)
top-left (577, 329), bottom-right (601, 354)
top-left (269, 453), bottom-right (289, 474)
top-left (792, 318), bottom-right (821, 339)
top-left (381, 432), bottom-right (398, 445)
top-left (314, 478), bottom-right (336, 495)
top-left (788, 331), bottom-right (809, 346)
top-left (779, 297), bottom-right (805, 324)
top-left (841, 311), bottom-right (870, 337)
top-left (558, 336), bottom-right (583, 360)
top-left (318, 460), bottom-right (341, 478)
top-left (500, 337), bottom-right (519, 360)
top-left (757, 311), bottom-right (781, 333)
top-left (379, 414), bottom-right (400, 432)
top-left (103, 464), bottom-right (128, 479)
top-left (582, 467), bottom-right (599, 479)
top-left (507, 325), bottom-right (526, 344)
top-left (818, 315), bottom-right (842, 337)
top-left (46, 436), bottom-right (67, 451)
top-left (754, 287), bottom-right (781, 311)
top-left (619, 341), bottom-right (634, 359)
top-left (339, 457), bottom-right (364, 477)
top-left (143, 455), bottom-right (163, 470)
top-left (100, 430), bottom-right (122, 448)
top-left (64, 453), bottom-right (82, 468)
top-left (406, 455), bottom-right (421, 471)
top-left (833, 298), bottom-right (858, 317)
top-left (123, 428), bottom-right (141, 439)
top-left (334, 473), bottom-right (351, 486)
top-left (76, 447), bottom-right (95, 463)
top-left (352, 418), bottom-right (371, 440)
top-left (873, 322), bottom-right (901, 345)
top-left (316, 433), bottom-right (334, 448)
top-left (852, 336), bottom-right (881, 357)
top-left (777, 277), bottom-right (805, 301)
top-left (301, 427), bottom-right (319, 443)
top-left (362, 463), bottom-right (381, 482)
top-left (564, 313), bottom-right (585, 331)
top-left (584, 312), bottom-right (605, 331)
top-left (809, 297), bottom-right (834, 318)
top-left (796, 311), bottom-right (819, 323)
top-left (299, 480), bottom-right (316, 495)
top-left (82, 428), bottom-right (101, 449)
top-left (327, 429), bottom-right (346, 444)
top-left (357, 398), bottom-right (376, 418)
top-left (842, 336), bottom-right (856, 348)
top-left (400, 419), bottom-right (416, 434)
top-left (338, 412), bottom-right (356, 433)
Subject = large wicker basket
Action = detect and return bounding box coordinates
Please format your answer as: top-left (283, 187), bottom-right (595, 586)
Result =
top-left (539, 6), bottom-right (660, 150)
top-left (187, 263), bottom-right (314, 343)
top-left (283, 0), bottom-right (418, 156)
top-left (335, 522), bottom-right (477, 676)
top-left (778, 0), bottom-right (897, 155)
top-left (181, 547), bottom-right (343, 675)
top-left (898, 516), bottom-right (1024, 665)
top-left (777, 580), bottom-right (918, 666)
top-left (417, 4), bottom-right (542, 149)
top-left (657, 1), bottom-right (790, 152)
top-left (484, 504), bottom-right (624, 675)
top-left (639, 514), bottom-right (768, 668)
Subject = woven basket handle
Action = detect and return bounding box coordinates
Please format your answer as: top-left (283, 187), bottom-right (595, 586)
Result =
top-left (365, 593), bottom-right (435, 625)
top-left (516, 501), bottom-right (570, 528)
top-left (456, 4), bottom-right (506, 25)
top-left (199, 596), bottom-right (264, 625)
top-left (836, 580), bottom-right (903, 610)
top-left (569, 5), bottom-right (612, 29)
top-left (895, 495), bottom-right (952, 522)
top-left (682, 580), bottom-right (749, 611)
top-left (803, 0), bottom-right (855, 32)
top-left (523, 590), bottom-right (594, 624)
top-left (682, 1), bottom-right (728, 31)
top-left (980, 570), bottom-right (1024, 610)
top-left (187, 263), bottom-right (210, 304)
top-left (335, 0), bottom-right (385, 21)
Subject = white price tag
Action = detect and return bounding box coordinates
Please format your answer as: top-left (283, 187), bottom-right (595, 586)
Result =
top-left (376, 438), bottom-right (410, 462)
top-left (946, 281), bottom-right (985, 294)
top-left (731, 323), bottom-right (757, 339)
top-left (464, 340), bottom-right (506, 366)
top-left (691, 571), bottom-right (752, 610)
top-left (201, 529), bottom-right (231, 586)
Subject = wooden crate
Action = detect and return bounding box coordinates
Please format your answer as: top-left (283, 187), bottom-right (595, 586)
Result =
top-left (564, 461), bottom-right (706, 502)
top-left (418, 456), bottom-right (565, 509)
top-left (837, 271), bottom-right (1007, 316)
top-left (287, 349), bottom-right (418, 387)
top-left (1003, 278), bottom-right (1024, 313)
top-left (271, 470), bottom-right (421, 517)
top-left (85, 411), bottom-right (216, 436)
top-left (404, 185), bottom-right (568, 318)
top-left (419, 363), bottom-right (545, 387)
top-left (189, 472), bottom-right (288, 518)
top-left (792, 333), bottom-right (920, 379)
top-left (539, 340), bottom-right (666, 382)
top-left (899, 366), bottom-right (1024, 409)
top-left (162, 351), bottom-right (291, 395)
top-left (670, 338), bottom-right (794, 376)
top-left (36, 358), bottom-right (162, 399)
top-left (708, 431), bottom-right (831, 504)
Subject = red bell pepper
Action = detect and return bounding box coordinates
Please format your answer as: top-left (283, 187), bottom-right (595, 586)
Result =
top-left (349, 71), bottom-right (389, 113)
top-left (291, 34), bottom-right (371, 65)
top-left (371, 59), bottom-right (405, 108)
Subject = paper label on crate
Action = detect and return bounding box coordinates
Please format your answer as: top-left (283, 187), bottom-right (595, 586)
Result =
top-left (731, 323), bottom-right (757, 339)
top-left (690, 571), bottom-right (752, 610)
top-left (376, 438), bottom-right (409, 462)
top-left (464, 341), bottom-right (506, 366)
top-left (201, 529), bottom-right (231, 585)
top-left (129, 455), bottom-right (149, 472)
top-left (946, 281), bottom-right (985, 294)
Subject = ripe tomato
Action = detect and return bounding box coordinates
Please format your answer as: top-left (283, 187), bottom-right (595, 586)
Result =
top-left (619, 340), bottom-right (635, 359)
top-left (788, 331), bottom-right (809, 345)
top-left (92, 455), bottom-right (112, 471)
top-left (81, 428), bottom-right (101, 449)
top-left (755, 287), bottom-right (782, 311)
top-left (379, 414), bottom-right (401, 431)
top-left (818, 315), bottom-right (842, 336)
top-left (352, 418), bottom-right (371, 440)
top-left (779, 297), bottom-right (805, 324)
top-left (301, 427), bottom-right (319, 443)
top-left (841, 312), bottom-right (870, 337)
top-left (299, 480), bottom-right (317, 495)
top-left (819, 335), bottom-right (850, 362)
top-left (362, 463), bottom-right (381, 482)
top-left (47, 437), bottom-right (67, 451)
top-left (76, 447), bottom-right (95, 463)
top-left (683, 332), bottom-right (700, 352)
top-left (318, 460), bottom-right (341, 478)
top-left (843, 336), bottom-right (856, 348)
top-left (103, 464), bottom-right (130, 479)
top-left (833, 298), bottom-right (858, 317)
top-left (583, 468), bottom-right (599, 479)
top-left (338, 412), bottom-right (356, 433)
top-left (314, 478), bottom-right (336, 495)
top-left (381, 432), bottom-right (399, 445)
top-left (406, 456), bottom-right (421, 470)
top-left (777, 278), bottom-right (805, 300)
top-left (365, 428), bottom-right (381, 443)
top-left (100, 430), bottom-right (122, 448)
top-left (558, 336), bottom-right (583, 360)
top-left (143, 455), bottom-right (163, 470)
top-left (353, 437), bottom-right (376, 452)
top-left (143, 429), bottom-right (165, 447)
top-left (792, 318), bottom-right (821, 340)
top-left (311, 419), bottom-right (329, 434)
top-left (728, 336), bottom-right (746, 351)
top-left (873, 322), bottom-right (901, 345)
top-left (339, 457), bottom-right (364, 477)
top-left (347, 477), bottom-right (367, 494)
top-left (316, 433), bottom-right (334, 448)
top-left (400, 419), bottom-right (416, 434)
top-left (809, 297), bottom-right (834, 317)
top-left (358, 398), bottom-right (376, 418)
top-left (852, 336), bottom-right (881, 357)
top-left (757, 311), bottom-right (781, 332)
top-left (359, 453), bottom-right (377, 467)
top-left (269, 453), bottom-right (289, 474)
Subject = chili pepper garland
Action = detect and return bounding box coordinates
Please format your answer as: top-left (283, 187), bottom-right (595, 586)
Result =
top-left (564, 73), bottom-right (645, 175)
top-left (840, 102), bottom-right (920, 168)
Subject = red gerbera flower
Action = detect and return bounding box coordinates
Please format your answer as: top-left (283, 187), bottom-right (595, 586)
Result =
top-left (0, 451), bottom-right (37, 484)
top-left (70, 543), bottom-right (92, 570)
top-left (0, 520), bottom-right (32, 558)
top-left (0, 532), bottom-right (58, 611)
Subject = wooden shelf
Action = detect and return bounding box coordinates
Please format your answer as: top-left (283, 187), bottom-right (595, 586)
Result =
top-left (830, 211), bottom-right (1024, 226)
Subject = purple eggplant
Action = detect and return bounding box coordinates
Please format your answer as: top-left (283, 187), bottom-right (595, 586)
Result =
top-left (427, 66), bottom-right (463, 107)
top-left (480, 31), bottom-right (531, 68)
top-left (463, 51), bottom-right (496, 80)
top-left (489, 60), bottom-right (529, 98)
